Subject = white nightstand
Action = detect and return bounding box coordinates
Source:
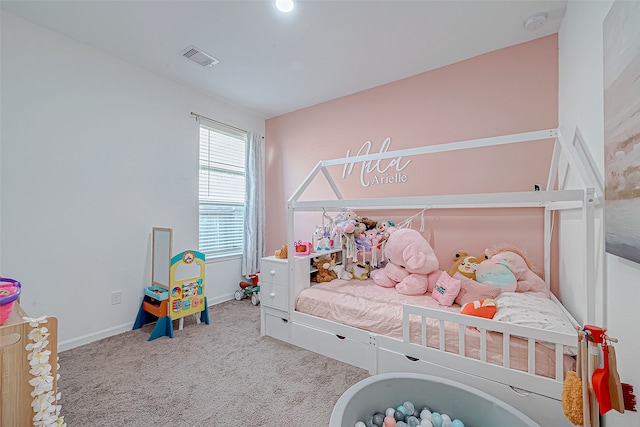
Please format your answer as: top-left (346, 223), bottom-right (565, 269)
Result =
top-left (259, 249), bottom-right (344, 341)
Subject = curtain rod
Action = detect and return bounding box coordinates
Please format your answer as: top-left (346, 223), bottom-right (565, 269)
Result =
top-left (190, 112), bottom-right (247, 134)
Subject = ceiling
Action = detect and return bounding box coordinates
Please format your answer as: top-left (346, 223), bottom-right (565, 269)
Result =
top-left (1, 0), bottom-right (567, 118)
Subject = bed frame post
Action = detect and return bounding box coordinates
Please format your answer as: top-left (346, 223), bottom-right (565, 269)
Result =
top-left (555, 130), bottom-right (602, 326)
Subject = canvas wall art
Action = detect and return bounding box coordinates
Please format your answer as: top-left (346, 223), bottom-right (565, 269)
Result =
top-left (603, 0), bottom-right (640, 264)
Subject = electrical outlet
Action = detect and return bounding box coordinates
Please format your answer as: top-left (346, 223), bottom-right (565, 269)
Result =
top-left (111, 290), bottom-right (122, 305)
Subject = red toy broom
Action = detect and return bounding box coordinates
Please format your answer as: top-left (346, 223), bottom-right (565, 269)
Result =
top-left (607, 344), bottom-right (637, 413)
top-left (584, 325), bottom-right (637, 416)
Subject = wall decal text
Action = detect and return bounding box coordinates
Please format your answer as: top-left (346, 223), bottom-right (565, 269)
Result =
top-left (341, 137), bottom-right (411, 188)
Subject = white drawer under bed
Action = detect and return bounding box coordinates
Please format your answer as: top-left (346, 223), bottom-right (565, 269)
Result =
top-left (287, 311), bottom-right (375, 371)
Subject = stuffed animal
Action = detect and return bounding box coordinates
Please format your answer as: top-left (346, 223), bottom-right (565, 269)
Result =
top-left (364, 229), bottom-right (380, 246)
top-left (313, 226), bottom-right (332, 251)
top-left (484, 246), bottom-right (549, 296)
top-left (333, 264), bottom-right (353, 280)
top-left (349, 261), bottom-right (371, 280)
top-left (359, 216), bottom-right (378, 230)
top-left (370, 228), bottom-right (440, 295)
top-left (376, 220), bottom-right (396, 242)
top-left (355, 231), bottom-right (372, 251)
top-left (376, 220), bottom-right (395, 234)
top-left (313, 253), bottom-right (337, 283)
top-left (274, 245), bottom-right (288, 259)
top-left (333, 211), bottom-right (359, 235)
top-left (475, 258), bottom-right (517, 291)
top-left (447, 251), bottom-right (487, 280)
top-left (460, 298), bottom-right (498, 319)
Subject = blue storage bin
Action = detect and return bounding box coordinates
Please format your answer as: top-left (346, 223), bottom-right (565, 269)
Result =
top-left (144, 285), bottom-right (168, 301)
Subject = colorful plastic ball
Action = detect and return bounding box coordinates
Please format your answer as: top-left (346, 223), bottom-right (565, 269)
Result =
top-left (396, 422), bottom-right (408, 427)
top-left (406, 415), bottom-right (420, 427)
top-left (420, 409), bottom-right (432, 420)
top-left (355, 422), bottom-right (366, 427)
top-left (419, 406), bottom-right (431, 413)
top-left (386, 408), bottom-right (396, 417)
top-left (384, 415), bottom-right (397, 427)
top-left (396, 405), bottom-right (407, 416)
top-left (441, 421), bottom-right (453, 427)
top-left (394, 410), bottom-right (405, 421)
top-left (441, 414), bottom-right (451, 422)
top-left (452, 421), bottom-right (465, 427)
top-left (430, 412), bottom-right (443, 427)
top-left (373, 413), bottom-right (385, 426)
top-left (420, 419), bottom-right (433, 427)
top-left (403, 401), bottom-right (415, 416)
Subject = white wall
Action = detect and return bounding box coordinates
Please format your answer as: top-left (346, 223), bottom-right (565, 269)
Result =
top-left (559, 1), bottom-right (639, 426)
top-left (0, 12), bottom-right (265, 350)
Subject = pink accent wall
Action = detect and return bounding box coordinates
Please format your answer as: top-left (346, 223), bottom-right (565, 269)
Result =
top-left (265, 35), bottom-right (559, 290)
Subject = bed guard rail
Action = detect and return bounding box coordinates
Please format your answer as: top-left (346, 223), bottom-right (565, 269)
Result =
top-left (401, 304), bottom-right (577, 398)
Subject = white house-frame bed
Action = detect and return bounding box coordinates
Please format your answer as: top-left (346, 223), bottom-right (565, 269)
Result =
top-left (260, 128), bottom-right (601, 426)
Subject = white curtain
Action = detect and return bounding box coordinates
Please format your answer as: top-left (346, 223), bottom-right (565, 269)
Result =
top-left (242, 132), bottom-right (265, 278)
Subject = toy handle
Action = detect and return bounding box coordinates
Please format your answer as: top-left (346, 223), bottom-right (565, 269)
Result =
top-left (0, 277), bottom-right (22, 304)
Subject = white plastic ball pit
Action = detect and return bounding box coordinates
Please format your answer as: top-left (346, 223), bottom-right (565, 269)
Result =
top-left (330, 373), bottom-right (540, 427)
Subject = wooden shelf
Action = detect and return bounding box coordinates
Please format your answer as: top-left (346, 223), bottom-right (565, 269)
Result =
top-left (1, 302), bottom-right (59, 427)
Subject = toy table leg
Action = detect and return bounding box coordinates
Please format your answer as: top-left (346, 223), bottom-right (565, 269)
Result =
top-left (133, 303), bottom-right (174, 341)
top-left (133, 304), bottom-right (150, 330)
top-left (148, 316), bottom-right (174, 341)
top-left (200, 297), bottom-right (210, 325)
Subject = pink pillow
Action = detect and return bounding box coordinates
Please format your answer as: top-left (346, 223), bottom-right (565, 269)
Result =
top-left (453, 272), bottom-right (502, 306)
top-left (431, 271), bottom-right (461, 306)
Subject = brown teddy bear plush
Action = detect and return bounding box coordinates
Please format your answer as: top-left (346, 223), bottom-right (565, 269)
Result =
top-left (447, 250), bottom-right (488, 281)
top-left (313, 253), bottom-right (338, 283)
top-left (274, 245), bottom-right (288, 259)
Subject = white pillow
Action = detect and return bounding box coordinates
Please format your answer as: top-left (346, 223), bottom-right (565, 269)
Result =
top-left (494, 292), bottom-right (577, 355)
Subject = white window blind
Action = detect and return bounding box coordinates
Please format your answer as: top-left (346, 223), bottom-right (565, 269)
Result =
top-left (198, 122), bottom-right (246, 257)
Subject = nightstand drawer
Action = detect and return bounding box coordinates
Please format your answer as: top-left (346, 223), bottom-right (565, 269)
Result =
top-left (259, 282), bottom-right (288, 310)
top-left (260, 259), bottom-right (289, 285)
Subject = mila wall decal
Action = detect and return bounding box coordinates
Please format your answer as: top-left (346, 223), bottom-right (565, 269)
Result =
top-left (341, 137), bottom-right (411, 188)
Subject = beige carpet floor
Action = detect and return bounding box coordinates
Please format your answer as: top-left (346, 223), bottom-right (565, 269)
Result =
top-left (57, 299), bottom-right (369, 426)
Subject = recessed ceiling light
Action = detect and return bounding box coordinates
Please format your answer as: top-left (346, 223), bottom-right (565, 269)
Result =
top-left (524, 13), bottom-right (548, 31)
top-left (276, 0), bottom-right (294, 13)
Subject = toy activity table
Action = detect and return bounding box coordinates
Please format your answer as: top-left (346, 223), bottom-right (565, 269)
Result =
top-left (133, 228), bottom-right (210, 340)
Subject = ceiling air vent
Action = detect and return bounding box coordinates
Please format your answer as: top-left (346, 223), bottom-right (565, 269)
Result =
top-left (180, 45), bottom-right (219, 67)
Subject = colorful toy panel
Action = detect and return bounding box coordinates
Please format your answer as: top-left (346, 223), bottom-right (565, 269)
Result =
top-left (168, 250), bottom-right (206, 320)
top-left (133, 235), bottom-right (209, 341)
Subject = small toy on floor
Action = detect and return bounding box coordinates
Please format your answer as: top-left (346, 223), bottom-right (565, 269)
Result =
top-left (234, 275), bottom-right (260, 305)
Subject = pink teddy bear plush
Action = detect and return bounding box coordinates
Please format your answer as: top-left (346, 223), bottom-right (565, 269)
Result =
top-left (370, 228), bottom-right (440, 295)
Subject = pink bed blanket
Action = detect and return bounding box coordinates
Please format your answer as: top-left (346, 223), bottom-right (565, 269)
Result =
top-left (295, 279), bottom-right (575, 379)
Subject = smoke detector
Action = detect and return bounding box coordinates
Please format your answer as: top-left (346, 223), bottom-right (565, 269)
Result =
top-left (180, 45), bottom-right (219, 67)
top-left (524, 13), bottom-right (548, 31)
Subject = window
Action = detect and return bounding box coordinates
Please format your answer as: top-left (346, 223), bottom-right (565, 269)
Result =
top-left (198, 122), bottom-right (246, 257)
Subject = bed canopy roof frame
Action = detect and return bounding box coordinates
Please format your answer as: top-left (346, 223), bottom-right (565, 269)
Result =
top-left (286, 128), bottom-right (602, 325)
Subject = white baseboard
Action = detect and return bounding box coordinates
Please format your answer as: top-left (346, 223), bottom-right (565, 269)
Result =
top-left (58, 322), bottom-right (134, 352)
top-left (58, 295), bottom-right (234, 352)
